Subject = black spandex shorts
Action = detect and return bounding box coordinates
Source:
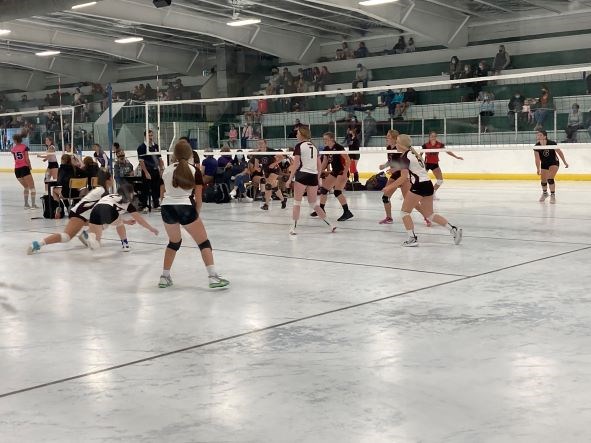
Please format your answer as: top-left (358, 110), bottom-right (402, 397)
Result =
top-left (295, 171), bottom-right (319, 187)
top-left (161, 204), bottom-right (198, 225)
top-left (541, 161), bottom-right (559, 170)
top-left (89, 204), bottom-right (119, 225)
top-left (251, 171), bottom-right (263, 178)
top-left (389, 171), bottom-right (401, 181)
top-left (410, 180), bottom-right (434, 197)
top-left (330, 169), bottom-right (346, 178)
top-left (15, 166), bottom-right (31, 179)
top-left (425, 163), bottom-right (440, 171)
top-left (48, 161), bottom-right (59, 169)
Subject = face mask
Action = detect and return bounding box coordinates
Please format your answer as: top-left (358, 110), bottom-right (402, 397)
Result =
top-left (515, 95), bottom-right (520, 98)
top-left (479, 65), bottom-right (484, 70)
top-left (572, 108), bottom-right (578, 112)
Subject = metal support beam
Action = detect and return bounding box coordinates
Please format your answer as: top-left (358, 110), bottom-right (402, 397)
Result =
top-left (0, 67), bottom-right (45, 91)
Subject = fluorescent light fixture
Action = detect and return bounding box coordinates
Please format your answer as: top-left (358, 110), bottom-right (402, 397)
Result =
top-left (114, 37), bottom-right (144, 44)
top-left (359, 0), bottom-right (398, 5)
top-left (71, 1), bottom-right (97, 9)
top-left (227, 18), bottom-right (261, 27)
top-left (36, 50), bottom-right (61, 56)
top-left (0, 29), bottom-right (11, 36)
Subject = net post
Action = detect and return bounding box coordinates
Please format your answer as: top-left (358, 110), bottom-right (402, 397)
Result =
top-left (553, 110), bottom-right (557, 140)
top-left (361, 117), bottom-right (365, 147)
top-left (390, 117), bottom-right (393, 130)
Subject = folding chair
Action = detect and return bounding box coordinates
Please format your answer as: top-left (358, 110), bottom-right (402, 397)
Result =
top-left (67, 177), bottom-right (89, 207)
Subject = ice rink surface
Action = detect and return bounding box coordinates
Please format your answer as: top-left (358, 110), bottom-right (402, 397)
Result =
top-left (1, 174), bottom-right (590, 442)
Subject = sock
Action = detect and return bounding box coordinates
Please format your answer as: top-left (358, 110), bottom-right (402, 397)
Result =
top-left (24, 191), bottom-right (29, 205)
top-left (342, 204), bottom-right (349, 212)
top-left (30, 190), bottom-right (36, 205)
top-left (162, 269), bottom-right (171, 278)
top-left (121, 238), bottom-right (129, 245)
top-left (206, 265), bottom-right (217, 278)
top-left (406, 229), bottom-right (415, 238)
top-left (39, 240), bottom-right (46, 246)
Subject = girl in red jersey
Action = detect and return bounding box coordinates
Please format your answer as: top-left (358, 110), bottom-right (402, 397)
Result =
top-left (11, 133), bottom-right (37, 209)
top-left (422, 131), bottom-right (463, 194)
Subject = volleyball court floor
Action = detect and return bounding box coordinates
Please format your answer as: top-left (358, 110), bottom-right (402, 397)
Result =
top-left (1, 174), bottom-right (590, 442)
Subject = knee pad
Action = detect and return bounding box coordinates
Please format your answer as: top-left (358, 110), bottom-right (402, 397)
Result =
top-left (547, 179), bottom-right (555, 185)
top-left (167, 240), bottom-right (182, 251)
top-left (265, 183), bottom-right (273, 191)
top-left (334, 190), bottom-right (342, 198)
top-left (436, 179), bottom-right (443, 186)
top-left (382, 195), bottom-right (390, 204)
top-left (60, 233), bottom-right (71, 243)
top-left (198, 239), bottom-right (212, 251)
top-left (541, 181), bottom-right (548, 187)
top-left (400, 210), bottom-right (411, 218)
top-left (293, 200), bottom-right (302, 207)
top-left (319, 187), bottom-right (329, 195)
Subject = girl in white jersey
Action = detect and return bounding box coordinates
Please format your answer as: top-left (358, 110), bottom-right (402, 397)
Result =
top-left (37, 136), bottom-right (59, 182)
top-left (389, 135), bottom-right (463, 247)
top-left (288, 126), bottom-right (336, 235)
top-left (158, 140), bottom-right (229, 289)
top-left (27, 169), bottom-right (115, 254)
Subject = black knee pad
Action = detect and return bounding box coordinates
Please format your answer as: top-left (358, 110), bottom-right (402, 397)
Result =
top-left (260, 178), bottom-right (266, 185)
top-left (167, 240), bottom-right (182, 251)
top-left (334, 190), bottom-right (342, 198)
top-left (265, 183), bottom-right (273, 191)
top-left (198, 239), bottom-right (212, 251)
top-left (382, 195), bottom-right (390, 204)
top-left (541, 181), bottom-right (548, 187)
top-left (319, 187), bottom-right (329, 195)
top-left (272, 187), bottom-right (279, 192)
top-left (547, 179), bottom-right (555, 185)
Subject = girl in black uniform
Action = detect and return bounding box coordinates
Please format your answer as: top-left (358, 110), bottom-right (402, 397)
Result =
top-left (258, 139), bottom-right (288, 210)
top-left (534, 130), bottom-right (569, 204)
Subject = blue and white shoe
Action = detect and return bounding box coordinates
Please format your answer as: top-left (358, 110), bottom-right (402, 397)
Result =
top-left (78, 230), bottom-right (89, 247)
top-left (27, 241), bottom-right (42, 255)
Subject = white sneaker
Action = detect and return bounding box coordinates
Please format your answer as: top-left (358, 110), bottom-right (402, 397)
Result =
top-left (24, 203), bottom-right (30, 209)
top-left (550, 194), bottom-right (556, 204)
top-left (159, 275), bottom-right (173, 288)
top-left (209, 275), bottom-right (230, 289)
top-left (329, 224), bottom-right (337, 233)
top-left (230, 189), bottom-right (237, 198)
top-left (87, 233), bottom-right (101, 250)
top-left (289, 225), bottom-right (297, 236)
top-left (122, 243), bottom-right (130, 252)
top-left (142, 207), bottom-right (149, 214)
top-left (451, 227), bottom-right (463, 245)
top-left (539, 192), bottom-right (549, 202)
top-left (242, 196), bottom-right (253, 202)
top-left (402, 236), bottom-right (418, 247)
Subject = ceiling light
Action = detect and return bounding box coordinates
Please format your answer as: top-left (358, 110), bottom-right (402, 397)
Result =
top-left (36, 50), bottom-right (61, 56)
top-left (227, 18), bottom-right (261, 27)
top-left (359, 0), bottom-right (399, 5)
top-left (0, 29), bottom-right (11, 36)
top-left (114, 37), bottom-right (144, 44)
top-left (71, 2), bottom-right (97, 9)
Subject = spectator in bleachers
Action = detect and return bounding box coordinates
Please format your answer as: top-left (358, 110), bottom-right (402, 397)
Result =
top-left (342, 42), bottom-right (354, 59)
top-left (363, 111), bottom-right (377, 146)
top-left (459, 64), bottom-right (473, 80)
top-left (265, 81), bottom-right (275, 96)
top-left (241, 123), bottom-right (254, 148)
top-left (533, 85), bottom-right (554, 130)
top-left (324, 89), bottom-right (347, 115)
top-left (145, 84), bottom-right (156, 100)
top-left (312, 67), bottom-right (322, 92)
top-left (289, 119), bottom-right (306, 138)
top-left (245, 97), bottom-right (259, 124)
top-left (405, 37), bottom-right (416, 53)
top-left (335, 47), bottom-right (345, 61)
top-left (270, 68), bottom-right (280, 91)
top-left (394, 87), bottom-right (417, 119)
top-left (92, 143), bottom-right (110, 168)
top-left (472, 60), bottom-right (489, 99)
top-left (114, 150), bottom-right (134, 188)
top-left (384, 89), bottom-right (405, 118)
top-left (354, 42), bottom-right (369, 58)
top-left (229, 150), bottom-right (251, 201)
top-left (201, 149), bottom-right (217, 186)
top-left (565, 103), bottom-right (584, 142)
top-left (449, 56), bottom-right (462, 81)
top-left (317, 66), bottom-right (330, 91)
top-left (228, 124), bottom-right (238, 149)
top-left (73, 88), bottom-right (82, 106)
top-left (347, 91), bottom-right (366, 112)
top-left (507, 91), bottom-right (526, 130)
top-left (492, 45), bottom-right (511, 75)
top-left (393, 36), bottom-right (406, 54)
top-left (280, 68), bottom-right (293, 89)
top-left (352, 63), bottom-right (369, 89)
top-left (479, 92), bottom-right (495, 133)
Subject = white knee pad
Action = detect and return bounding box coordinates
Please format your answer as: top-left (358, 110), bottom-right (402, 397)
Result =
top-left (60, 233), bottom-right (71, 243)
top-left (400, 210), bottom-right (411, 218)
top-left (426, 214), bottom-right (435, 222)
top-left (293, 200), bottom-right (302, 207)
top-left (436, 179), bottom-right (443, 186)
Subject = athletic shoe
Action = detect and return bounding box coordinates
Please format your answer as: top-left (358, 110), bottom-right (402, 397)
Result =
top-left (24, 203), bottom-right (30, 209)
top-left (379, 217), bottom-right (394, 224)
top-left (158, 275), bottom-right (173, 288)
top-left (289, 226), bottom-right (297, 236)
top-left (281, 198), bottom-right (288, 209)
top-left (539, 192), bottom-right (549, 202)
top-left (402, 236), bottom-right (418, 247)
top-left (451, 226), bottom-right (463, 245)
top-left (424, 217), bottom-right (432, 227)
top-left (153, 207), bottom-right (161, 212)
top-left (310, 211), bottom-right (318, 217)
top-left (87, 233), bottom-right (101, 250)
top-left (27, 241), bottom-right (41, 255)
top-left (550, 195), bottom-right (556, 204)
top-left (31, 203), bottom-right (38, 209)
top-left (209, 275), bottom-right (230, 289)
top-left (230, 189), bottom-right (237, 198)
top-left (122, 243), bottom-right (130, 252)
top-left (337, 210), bottom-right (354, 222)
top-left (241, 195), bottom-right (253, 202)
top-left (78, 230), bottom-right (89, 247)
top-left (329, 225), bottom-right (337, 233)
top-left (261, 204), bottom-right (269, 210)
top-left (142, 207), bottom-right (149, 214)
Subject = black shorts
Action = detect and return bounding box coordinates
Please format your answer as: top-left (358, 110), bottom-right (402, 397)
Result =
top-left (389, 171), bottom-right (402, 181)
top-left (161, 204), bottom-right (198, 225)
top-left (48, 161), bottom-right (59, 169)
top-left (15, 166), bottom-right (31, 179)
top-left (68, 211), bottom-right (88, 222)
top-left (251, 171), bottom-right (263, 178)
top-left (89, 204), bottom-right (119, 225)
top-left (295, 171), bottom-right (319, 187)
top-left (410, 180), bottom-right (434, 197)
top-left (330, 169), bottom-right (346, 178)
top-left (541, 161), bottom-right (559, 170)
top-left (425, 163), bottom-right (440, 171)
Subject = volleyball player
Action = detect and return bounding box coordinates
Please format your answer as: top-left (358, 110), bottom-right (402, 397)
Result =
top-left (86, 182), bottom-right (159, 251)
top-left (27, 169), bottom-right (112, 254)
top-left (37, 136), bottom-right (59, 182)
top-left (311, 132), bottom-right (353, 221)
top-left (11, 133), bottom-right (37, 209)
top-left (258, 139), bottom-right (288, 210)
top-left (422, 131), bottom-right (463, 194)
top-left (534, 129), bottom-right (569, 204)
top-left (158, 141), bottom-right (229, 289)
top-left (288, 127), bottom-right (336, 235)
top-left (390, 135), bottom-right (463, 247)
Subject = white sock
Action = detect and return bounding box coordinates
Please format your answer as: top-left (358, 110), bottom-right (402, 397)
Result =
top-left (39, 240), bottom-right (46, 246)
top-left (162, 269), bottom-right (171, 277)
top-left (406, 230), bottom-right (415, 237)
top-left (206, 265), bottom-right (217, 277)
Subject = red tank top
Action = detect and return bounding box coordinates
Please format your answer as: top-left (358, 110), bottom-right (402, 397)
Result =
top-left (423, 141), bottom-right (444, 164)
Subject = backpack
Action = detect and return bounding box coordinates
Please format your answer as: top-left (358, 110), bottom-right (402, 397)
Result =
top-left (345, 181), bottom-right (367, 191)
top-left (203, 184), bottom-right (231, 204)
top-left (41, 194), bottom-right (66, 219)
top-left (365, 172), bottom-right (388, 191)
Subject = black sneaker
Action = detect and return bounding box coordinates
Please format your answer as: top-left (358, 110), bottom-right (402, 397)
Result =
top-left (310, 211), bottom-right (318, 217)
top-left (337, 210), bottom-right (354, 221)
top-left (261, 204), bottom-right (269, 210)
top-left (281, 198), bottom-right (288, 209)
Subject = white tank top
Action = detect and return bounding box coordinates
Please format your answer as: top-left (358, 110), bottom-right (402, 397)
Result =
top-left (161, 162), bottom-right (200, 206)
top-left (294, 141), bottom-right (319, 174)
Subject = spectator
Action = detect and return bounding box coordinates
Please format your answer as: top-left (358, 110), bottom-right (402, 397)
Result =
top-left (479, 92), bottom-right (495, 133)
top-left (395, 87), bottom-right (417, 119)
top-left (352, 63), bottom-right (369, 89)
top-left (335, 47), bottom-right (345, 61)
top-left (393, 36), bottom-right (406, 54)
top-left (280, 68), bottom-right (293, 89)
top-left (312, 67), bottom-right (322, 92)
top-left (241, 123), bottom-right (254, 148)
top-left (492, 45), bottom-right (511, 75)
top-left (258, 95), bottom-right (268, 114)
top-left (79, 156), bottom-right (99, 180)
top-left (270, 68), bottom-right (280, 92)
top-left (201, 149), bottom-right (218, 186)
top-left (245, 97), bottom-right (259, 123)
top-left (229, 150), bottom-right (251, 201)
top-left (354, 42), bottom-right (369, 58)
top-left (324, 89), bottom-right (347, 115)
top-left (386, 89), bottom-right (405, 118)
top-left (265, 82), bottom-right (275, 96)
top-left (473, 60), bottom-right (489, 98)
top-left (113, 150), bottom-right (134, 187)
top-left (533, 85), bottom-right (554, 130)
top-left (565, 103), bottom-right (584, 142)
top-left (289, 119), bottom-right (306, 138)
top-left (317, 66), bottom-right (330, 92)
top-left (449, 56), bottom-right (462, 81)
top-left (137, 129), bottom-right (164, 212)
top-left (52, 154), bottom-right (77, 205)
top-left (228, 124), bottom-right (238, 149)
top-left (363, 111), bottom-right (377, 146)
top-left (342, 42), bottom-right (354, 59)
top-left (507, 91), bottom-right (526, 130)
top-left (113, 142), bottom-right (122, 155)
top-left (459, 64), bottom-right (473, 80)
top-left (92, 143), bottom-right (110, 168)
top-left (405, 38), bottom-right (416, 53)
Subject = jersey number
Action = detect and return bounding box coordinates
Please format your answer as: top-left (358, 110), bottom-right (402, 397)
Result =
top-left (309, 147), bottom-right (314, 159)
top-left (13, 152), bottom-right (24, 160)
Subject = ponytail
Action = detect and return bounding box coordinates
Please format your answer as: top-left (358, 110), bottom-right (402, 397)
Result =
top-left (409, 145), bottom-right (425, 168)
top-left (172, 140), bottom-right (195, 190)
